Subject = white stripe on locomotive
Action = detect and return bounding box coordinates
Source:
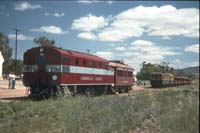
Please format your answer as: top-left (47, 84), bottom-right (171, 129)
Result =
top-left (23, 65), bottom-right (114, 76)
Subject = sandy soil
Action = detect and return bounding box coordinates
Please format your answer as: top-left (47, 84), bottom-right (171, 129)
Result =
top-left (0, 79), bottom-right (147, 102)
top-left (0, 80), bottom-right (28, 102)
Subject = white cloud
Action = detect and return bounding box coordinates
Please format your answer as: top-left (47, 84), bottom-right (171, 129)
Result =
top-left (172, 59), bottom-right (181, 64)
top-left (78, 0), bottom-right (113, 4)
top-left (108, 1), bottom-right (113, 4)
top-left (131, 40), bottom-right (154, 46)
top-left (98, 26), bottom-right (143, 42)
top-left (8, 34), bottom-right (33, 41)
top-left (44, 12), bottom-right (65, 17)
top-left (30, 25), bottom-right (67, 34)
top-left (14, 2), bottom-right (41, 11)
top-left (71, 14), bottom-right (108, 31)
top-left (95, 39), bottom-right (181, 72)
top-left (170, 59), bottom-right (199, 69)
top-left (130, 40), bottom-right (179, 57)
top-left (162, 36), bottom-right (171, 40)
top-left (109, 44), bottom-right (116, 47)
top-left (115, 46), bottom-right (126, 51)
top-left (96, 51), bottom-right (114, 60)
top-left (78, 0), bottom-right (95, 4)
top-left (78, 32), bottom-right (96, 40)
top-left (116, 5), bottom-right (199, 38)
top-left (184, 44), bottom-right (199, 53)
top-left (72, 5), bottom-right (199, 42)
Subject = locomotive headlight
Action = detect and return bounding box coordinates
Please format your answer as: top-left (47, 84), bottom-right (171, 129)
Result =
top-left (56, 66), bottom-right (59, 70)
top-left (40, 48), bottom-right (44, 52)
top-left (52, 75), bottom-right (58, 80)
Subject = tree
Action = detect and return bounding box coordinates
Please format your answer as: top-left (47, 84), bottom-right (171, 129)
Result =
top-left (5, 59), bottom-right (23, 75)
top-left (0, 32), bottom-right (13, 74)
top-left (33, 36), bottom-right (55, 46)
top-left (137, 61), bottom-right (175, 80)
top-left (137, 62), bottom-right (160, 80)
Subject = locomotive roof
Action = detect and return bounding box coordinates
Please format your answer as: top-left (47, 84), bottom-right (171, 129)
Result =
top-left (35, 46), bottom-right (108, 62)
top-left (109, 61), bottom-right (133, 70)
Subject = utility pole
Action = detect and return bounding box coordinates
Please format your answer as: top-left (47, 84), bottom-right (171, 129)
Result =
top-left (12, 28), bottom-right (20, 75)
top-left (86, 49), bottom-right (91, 54)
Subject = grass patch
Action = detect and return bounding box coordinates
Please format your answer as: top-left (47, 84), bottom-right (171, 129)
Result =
top-left (0, 85), bottom-right (199, 132)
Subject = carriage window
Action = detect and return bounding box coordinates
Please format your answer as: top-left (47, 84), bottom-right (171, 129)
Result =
top-left (117, 70), bottom-right (123, 76)
top-left (124, 71), bottom-right (126, 76)
top-left (75, 58), bottom-right (79, 66)
top-left (128, 72), bottom-right (132, 77)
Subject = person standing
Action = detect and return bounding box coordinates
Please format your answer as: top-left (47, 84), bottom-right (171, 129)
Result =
top-left (11, 73), bottom-right (16, 89)
top-left (8, 72), bottom-right (16, 89)
top-left (8, 74), bottom-right (12, 89)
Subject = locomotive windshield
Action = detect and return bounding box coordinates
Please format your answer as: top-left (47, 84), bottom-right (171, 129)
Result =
top-left (38, 55), bottom-right (46, 65)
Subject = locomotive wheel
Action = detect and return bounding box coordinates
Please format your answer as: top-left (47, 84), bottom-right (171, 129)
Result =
top-left (124, 87), bottom-right (129, 93)
top-left (54, 86), bottom-right (73, 97)
top-left (63, 87), bottom-right (73, 97)
top-left (85, 88), bottom-right (95, 96)
top-left (103, 86), bottom-right (108, 95)
top-left (55, 85), bottom-right (65, 97)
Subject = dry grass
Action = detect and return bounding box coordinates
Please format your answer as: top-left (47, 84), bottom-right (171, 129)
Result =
top-left (0, 85), bottom-right (199, 133)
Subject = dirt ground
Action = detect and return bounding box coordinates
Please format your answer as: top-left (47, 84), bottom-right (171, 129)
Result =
top-left (0, 79), bottom-right (146, 102)
top-left (0, 80), bottom-right (28, 102)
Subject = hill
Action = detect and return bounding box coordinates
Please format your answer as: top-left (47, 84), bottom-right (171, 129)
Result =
top-left (179, 66), bottom-right (199, 75)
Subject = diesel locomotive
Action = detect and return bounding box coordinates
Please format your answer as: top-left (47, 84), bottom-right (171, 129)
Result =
top-left (23, 46), bottom-right (133, 98)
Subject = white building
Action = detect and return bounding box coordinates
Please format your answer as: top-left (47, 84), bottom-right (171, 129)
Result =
top-left (133, 70), bottom-right (137, 82)
top-left (0, 51), bottom-right (4, 80)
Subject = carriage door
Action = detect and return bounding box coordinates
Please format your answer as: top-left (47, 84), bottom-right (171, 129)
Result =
top-left (38, 54), bottom-right (47, 84)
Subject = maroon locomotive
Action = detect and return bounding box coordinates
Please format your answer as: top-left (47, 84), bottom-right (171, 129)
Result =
top-left (23, 46), bottom-right (133, 97)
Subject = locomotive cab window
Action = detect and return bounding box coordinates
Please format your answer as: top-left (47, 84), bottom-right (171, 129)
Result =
top-left (38, 55), bottom-right (46, 65)
top-left (62, 56), bottom-right (69, 65)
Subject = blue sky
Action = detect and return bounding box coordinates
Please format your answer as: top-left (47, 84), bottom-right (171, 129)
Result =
top-left (0, 0), bottom-right (199, 72)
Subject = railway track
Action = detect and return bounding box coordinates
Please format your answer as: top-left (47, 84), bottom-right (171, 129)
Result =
top-left (0, 85), bottom-right (198, 103)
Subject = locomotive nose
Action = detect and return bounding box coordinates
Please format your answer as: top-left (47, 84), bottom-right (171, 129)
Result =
top-left (38, 48), bottom-right (47, 85)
